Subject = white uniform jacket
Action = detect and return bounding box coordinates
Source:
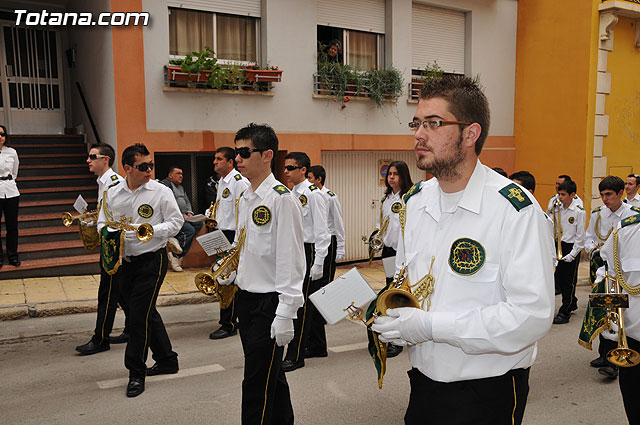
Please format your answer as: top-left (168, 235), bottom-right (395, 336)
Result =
top-left (624, 193), bottom-right (640, 208)
top-left (377, 191), bottom-right (402, 251)
top-left (549, 198), bottom-right (586, 259)
top-left (0, 146), bottom-right (19, 198)
top-left (585, 203), bottom-right (636, 255)
top-left (97, 179), bottom-right (184, 257)
top-left (97, 168), bottom-right (124, 204)
top-left (216, 169), bottom-right (250, 231)
top-left (292, 179), bottom-right (330, 267)
top-left (235, 173), bottom-right (305, 319)
top-left (321, 186), bottom-right (345, 250)
top-left (396, 161), bottom-right (555, 383)
top-left (547, 193), bottom-right (583, 212)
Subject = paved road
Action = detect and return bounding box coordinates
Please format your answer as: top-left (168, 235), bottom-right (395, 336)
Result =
top-left (0, 286), bottom-right (628, 425)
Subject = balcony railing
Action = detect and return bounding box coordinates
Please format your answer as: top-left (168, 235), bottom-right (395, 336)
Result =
top-left (164, 65), bottom-right (275, 93)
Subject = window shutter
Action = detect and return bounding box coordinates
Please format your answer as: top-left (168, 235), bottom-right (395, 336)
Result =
top-left (317, 0), bottom-right (386, 34)
top-left (167, 0), bottom-right (261, 18)
top-left (411, 3), bottom-right (465, 74)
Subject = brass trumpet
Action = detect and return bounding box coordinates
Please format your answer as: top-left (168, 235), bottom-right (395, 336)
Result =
top-left (62, 210), bottom-right (98, 227)
top-left (552, 198), bottom-right (564, 261)
top-left (105, 216), bottom-right (154, 242)
top-left (204, 201), bottom-right (218, 232)
top-left (362, 216), bottom-right (389, 264)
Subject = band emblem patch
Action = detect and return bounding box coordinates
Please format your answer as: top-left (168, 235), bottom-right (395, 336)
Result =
top-left (449, 238), bottom-right (486, 276)
top-left (391, 202), bottom-right (402, 213)
top-left (299, 195), bottom-right (308, 207)
top-left (568, 216), bottom-right (575, 224)
top-left (252, 205), bottom-right (271, 226)
top-left (110, 174), bottom-right (119, 181)
top-left (222, 188), bottom-right (230, 198)
top-left (138, 204), bottom-right (153, 219)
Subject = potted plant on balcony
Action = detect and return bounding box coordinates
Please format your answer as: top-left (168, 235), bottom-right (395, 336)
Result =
top-left (244, 63), bottom-right (283, 82)
top-left (411, 61), bottom-right (444, 98)
top-left (365, 66), bottom-right (404, 108)
top-left (166, 47), bottom-right (219, 86)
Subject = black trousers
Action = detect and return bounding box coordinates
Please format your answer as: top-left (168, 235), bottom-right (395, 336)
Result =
top-left (328, 234), bottom-right (338, 282)
top-left (619, 337), bottom-right (640, 423)
top-left (405, 368), bottom-right (530, 425)
top-left (285, 243), bottom-right (314, 363)
top-left (218, 229), bottom-right (238, 332)
top-left (307, 235), bottom-right (337, 353)
top-left (92, 263), bottom-right (128, 345)
top-left (237, 290), bottom-right (294, 425)
top-left (0, 195), bottom-right (19, 261)
top-left (554, 241), bottom-right (579, 315)
top-left (119, 249), bottom-right (178, 378)
top-left (382, 245), bottom-right (397, 286)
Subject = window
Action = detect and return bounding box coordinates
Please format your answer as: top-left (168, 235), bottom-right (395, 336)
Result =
top-left (317, 25), bottom-right (384, 71)
top-left (169, 8), bottom-right (258, 63)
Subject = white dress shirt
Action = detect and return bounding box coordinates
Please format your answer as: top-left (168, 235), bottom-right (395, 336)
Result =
top-left (624, 193), bottom-right (640, 208)
top-left (97, 168), bottom-right (124, 204)
top-left (235, 173), bottom-right (305, 319)
top-left (97, 179), bottom-right (184, 257)
top-left (599, 213), bottom-right (640, 342)
top-left (377, 191), bottom-right (402, 251)
top-left (292, 179), bottom-right (331, 267)
top-left (321, 186), bottom-right (346, 249)
top-left (396, 160), bottom-right (555, 383)
top-left (585, 203), bottom-right (635, 255)
top-left (215, 168), bottom-right (250, 231)
top-left (547, 193), bottom-right (583, 212)
top-left (0, 146), bottom-right (19, 198)
top-left (550, 198), bottom-right (586, 259)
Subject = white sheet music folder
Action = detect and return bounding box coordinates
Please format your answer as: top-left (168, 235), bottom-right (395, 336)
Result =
top-left (309, 268), bottom-right (376, 325)
top-left (196, 230), bottom-right (232, 257)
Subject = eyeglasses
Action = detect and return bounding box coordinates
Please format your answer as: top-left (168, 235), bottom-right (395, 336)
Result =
top-left (408, 119), bottom-right (472, 131)
top-left (133, 162), bottom-right (154, 172)
top-left (284, 165), bottom-right (303, 171)
top-left (235, 147), bottom-right (267, 159)
top-left (88, 154), bottom-right (108, 160)
top-left (0, 133), bottom-right (5, 137)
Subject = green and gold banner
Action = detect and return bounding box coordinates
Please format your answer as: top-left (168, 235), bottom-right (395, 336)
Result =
top-left (100, 227), bottom-right (124, 275)
top-left (578, 254), bottom-right (609, 350)
top-left (366, 283), bottom-right (389, 389)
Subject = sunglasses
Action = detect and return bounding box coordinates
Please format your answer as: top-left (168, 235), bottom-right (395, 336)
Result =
top-left (88, 154), bottom-right (108, 160)
top-left (133, 162), bottom-right (154, 172)
top-left (284, 165), bottom-right (303, 171)
top-left (235, 147), bottom-right (267, 159)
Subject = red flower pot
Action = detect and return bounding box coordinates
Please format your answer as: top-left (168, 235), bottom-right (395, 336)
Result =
top-left (166, 65), bottom-right (211, 83)
top-left (244, 69), bottom-right (283, 82)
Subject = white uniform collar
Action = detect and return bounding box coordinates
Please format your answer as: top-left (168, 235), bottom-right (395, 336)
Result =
top-left (123, 178), bottom-right (155, 194)
top-left (98, 168), bottom-right (116, 185)
top-left (564, 198), bottom-right (579, 211)
top-left (247, 173), bottom-right (276, 200)
top-left (293, 179), bottom-right (311, 193)
top-left (222, 168), bottom-right (240, 183)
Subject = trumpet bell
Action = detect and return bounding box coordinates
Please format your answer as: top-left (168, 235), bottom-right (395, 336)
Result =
top-left (195, 271), bottom-right (218, 296)
top-left (137, 223), bottom-right (154, 242)
top-left (205, 218), bottom-right (218, 232)
top-left (62, 212), bottom-right (74, 227)
top-left (376, 288), bottom-right (421, 314)
top-left (607, 347), bottom-right (640, 367)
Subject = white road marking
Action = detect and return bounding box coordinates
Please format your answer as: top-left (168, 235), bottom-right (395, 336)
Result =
top-left (329, 342), bottom-right (368, 353)
top-left (97, 364), bottom-right (225, 389)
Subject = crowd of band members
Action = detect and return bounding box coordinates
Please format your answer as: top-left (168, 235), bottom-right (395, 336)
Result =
top-left (64, 76), bottom-right (640, 423)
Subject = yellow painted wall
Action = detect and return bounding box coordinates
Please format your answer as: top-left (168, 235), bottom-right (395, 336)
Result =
top-left (514, 0), bottom-right (600, 208)
top-left (603, 17), bottom-right (640, 180)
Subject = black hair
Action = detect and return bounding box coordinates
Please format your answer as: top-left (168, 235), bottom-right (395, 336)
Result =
top-left (285, 152), bottom-right (311, 175)
top-left (492, 167), bottom-right (508, 177)
top-left (234, 123), bottom-right (279, 169)
top-left (308, 165), bottom-right (326, 185)
top-left (558, 174), bottom-right (572, 182)
top-left (121, 143), bottom-right (150, 167)
top-left (420, 75), bottom-right (490, 155)
top-left (0, 124), bottom-right (9, 146)
top-left (385, 161), bottom-right (414, 197)
top-left (329, 39), bottom-right (342, 51)
top-left (599, 175), bottom-right (625, 194)
top-left (558, 180), bottom-right (577, 195)
top-left (627, 174), bottom-right (640, 186)
top-left (89, 143), bottom-right (116, 167)
top-left (509, 170), bottom-right (536, 193)
top-left (167, 166), bottom-right (182, 175)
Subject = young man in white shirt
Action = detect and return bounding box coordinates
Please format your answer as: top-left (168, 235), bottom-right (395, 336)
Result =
top-left (547, 174), bottom-right (584, 212)
top-left (76, 143), bottom-right (128, 355)
top-left (233, 123), bottom-right (305, 424)
top-left (207, 146), bottom-right (249, 340)
top-left (624, 174), bottom-right (640, 207)
top-left (371, 75), bottom-right (554, 425)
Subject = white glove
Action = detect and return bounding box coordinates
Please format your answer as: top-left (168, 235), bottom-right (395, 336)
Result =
top-left (217, 270), bottom-right (236, 286)
top-left (371, 307), bottom-right (432, 346)
top-left (310, 263), bottom-right (324, 281)
top-left (336, 245), bottom-right (345, 262)
top-left (204, 209), bottom-right (212, 218)
top-left (561, 254), bottom-right (575, 263)
top-left (270, 315), bottom-right (294, 346)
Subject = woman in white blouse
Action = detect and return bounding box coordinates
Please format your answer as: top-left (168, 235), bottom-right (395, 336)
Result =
top-left (0, 125), bottom-right (20, 267)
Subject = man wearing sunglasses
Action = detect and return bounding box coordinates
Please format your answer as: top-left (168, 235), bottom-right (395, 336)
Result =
top-left (76, 144), bottom-right (129, 356)
top-left (207, 146), bottom-right (250, 340)
top-left (371, 76), bottom-right (554, 424)
top-left (161, 166), bottom-right (202, 272)
top-left (233, 123), bottom-right (305, 424)
top-left (97, 143), bottom-right (184, 398)
top-left (281, 152), bottom-right (331, 373)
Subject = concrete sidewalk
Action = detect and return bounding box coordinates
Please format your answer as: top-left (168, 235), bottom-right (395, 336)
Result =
top-left (0, 262), bottom-right (389, 321)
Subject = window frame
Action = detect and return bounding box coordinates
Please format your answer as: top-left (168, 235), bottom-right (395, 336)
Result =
top-left (318, 25), bottom-right (385, 71)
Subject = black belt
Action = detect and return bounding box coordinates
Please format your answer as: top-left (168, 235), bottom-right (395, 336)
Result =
top-left (0, 174), bottom-right (12, 181)
top-left (123, 248), bottom-right (163, 263)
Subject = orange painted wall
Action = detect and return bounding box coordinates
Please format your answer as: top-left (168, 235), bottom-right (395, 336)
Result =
top-left (514, 0), bottom-right (599, 207)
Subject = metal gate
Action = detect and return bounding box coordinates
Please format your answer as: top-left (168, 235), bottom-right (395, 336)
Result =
top-left (322, 151), bottom-right (426, 262)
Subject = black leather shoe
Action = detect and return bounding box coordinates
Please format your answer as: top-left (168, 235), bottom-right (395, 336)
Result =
top-left (146, 362), bottom-right (179, 376)
top-left (590, 356), bottom-right (607, 368)
top-left (282, 359), bottom-right (304, 372)
top-left (209, 327), bottom-right (238, 340)
top-left (553, 312), bottom-right (570, 324)
top-left (110, 332), bottom-right (129, 344)
top-left (304, 348), bottom-right (328, 359)
top-left (75, 340), bottom-right (110, 355)
top-left (387, 343), bottom-right (404, 358)
top-left (598, 365), bottom-right (619, 379)
top-left (569, 301), bottom-right (578, 312)
top-left (126, 376), bottom-right (145, 397)
top-left (8, 259), bottom-right (20, 267)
